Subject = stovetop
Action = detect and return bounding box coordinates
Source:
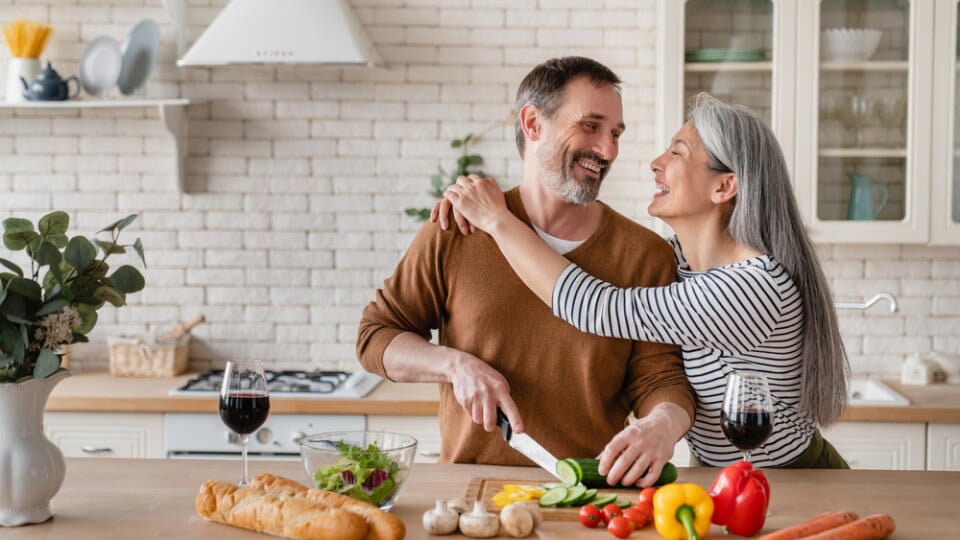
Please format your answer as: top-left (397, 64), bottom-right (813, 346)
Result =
top-left (168, 369), bottom-right (382, 399)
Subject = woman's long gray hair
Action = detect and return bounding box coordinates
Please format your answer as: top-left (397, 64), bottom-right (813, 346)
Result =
top-left (688, 92), bottom-right (849, 426)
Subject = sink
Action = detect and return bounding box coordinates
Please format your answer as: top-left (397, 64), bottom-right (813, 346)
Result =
top-left (847, 378), bottom-right (909, 407)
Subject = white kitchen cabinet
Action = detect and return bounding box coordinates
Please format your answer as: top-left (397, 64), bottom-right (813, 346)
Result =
top-left (927, 423), bottom-right (960, 470)
top-left (44, 412), bottom-right (164, 459)
top-left (658, 0), bottom-right (960, 244)
top-left (821, 421), bottom-right (926, 470)
top-left (366, 415), bottom-right (441, 464)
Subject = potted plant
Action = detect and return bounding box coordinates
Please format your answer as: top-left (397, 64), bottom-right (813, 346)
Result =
top-left (0, 211), bottom-right (145, 526)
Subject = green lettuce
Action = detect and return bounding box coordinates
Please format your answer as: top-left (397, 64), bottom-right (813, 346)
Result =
top-left (312, 441), bottom-right (403, 506)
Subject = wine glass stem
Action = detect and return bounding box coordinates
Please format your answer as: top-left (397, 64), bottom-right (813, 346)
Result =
top-left (239, 434), bottom-right (250, 487)
top-left (742, 450), bottom-right (751, 463)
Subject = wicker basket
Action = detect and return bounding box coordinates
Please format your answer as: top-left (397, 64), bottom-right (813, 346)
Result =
top-left (108, 334), bottom-right (190, 377)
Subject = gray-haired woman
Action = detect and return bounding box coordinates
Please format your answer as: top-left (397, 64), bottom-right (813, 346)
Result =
top-left (439, 92), bottom-right (850, 469)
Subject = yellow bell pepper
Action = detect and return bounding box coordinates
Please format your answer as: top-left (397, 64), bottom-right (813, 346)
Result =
top-left (491, 484), bottom-right (545, 508)
top-left (653, 483), bottom-right (714, 540)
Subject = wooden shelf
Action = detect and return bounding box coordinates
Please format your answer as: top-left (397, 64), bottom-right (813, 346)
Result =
top-left (0, 98), bottom-right (189, 191)
top-left (685, 61), bottom-right (772, 72)
top-left (820, 60), bottom-right (909, 71)
top-left (819, 147), bottom-right (908, 158)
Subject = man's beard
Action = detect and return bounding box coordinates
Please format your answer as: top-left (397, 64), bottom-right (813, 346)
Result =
top-left (535, 141), bottom-right (608, 205)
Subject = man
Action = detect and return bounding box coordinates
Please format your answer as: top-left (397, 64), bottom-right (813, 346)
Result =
top-left (357, 57), bottom-right (694, 487)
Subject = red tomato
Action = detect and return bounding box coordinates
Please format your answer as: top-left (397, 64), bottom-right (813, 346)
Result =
top-left (637, 487), bottom-right (657, 506)
top-left (607, 516), bottom-right (635, 538)
top-left (622, 507), bottom-right (652, 528)
top-left (602, 503), bottom-right (623, 525)
top-left (578, 504), bottom-right (603, 528)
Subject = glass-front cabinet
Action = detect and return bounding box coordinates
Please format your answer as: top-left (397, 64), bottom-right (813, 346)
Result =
top-left (658, 0), bottom-right (959, 244)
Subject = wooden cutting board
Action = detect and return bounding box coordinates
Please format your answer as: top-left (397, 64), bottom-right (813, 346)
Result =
top-left (464, 477), bottom-right (641, 521)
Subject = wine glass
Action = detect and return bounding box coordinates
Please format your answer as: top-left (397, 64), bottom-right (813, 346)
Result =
top-left (720, 372), bottom-right (774, 462)
top-left (837, 95), bottom-right (874, 147)
top-left (875, 95), bottom-right (907, 147)
top-left (219, 360), bottom-right (270, 487)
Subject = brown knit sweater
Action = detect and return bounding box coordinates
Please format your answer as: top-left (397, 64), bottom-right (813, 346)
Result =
top-left (357, 188), bottom-right (695, 465)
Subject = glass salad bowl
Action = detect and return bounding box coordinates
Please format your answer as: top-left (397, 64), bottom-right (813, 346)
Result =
top-left (300, 430), bottom-right (418, 511)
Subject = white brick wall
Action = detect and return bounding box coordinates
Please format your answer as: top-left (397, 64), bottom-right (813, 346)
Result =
top-left (1, 0), bottom-right (957, 379)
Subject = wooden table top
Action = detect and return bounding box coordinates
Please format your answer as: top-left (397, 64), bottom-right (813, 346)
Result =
top-left (4, 458), bottom-right (956, 539)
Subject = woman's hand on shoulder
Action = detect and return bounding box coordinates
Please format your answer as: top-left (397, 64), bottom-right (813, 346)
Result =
top-left (442, 175), bottom-right (509, 234)
top-left (430, 194), bottom-right (474, 235)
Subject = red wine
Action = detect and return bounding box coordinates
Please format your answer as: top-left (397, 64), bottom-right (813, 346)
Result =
top-left (219, 393), bottom-right (270, 435)
top-left (721, 409), bottom-right (772, 451)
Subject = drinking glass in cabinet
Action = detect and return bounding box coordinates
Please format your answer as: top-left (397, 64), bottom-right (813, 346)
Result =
top-left (875, 95), bottom-right (906, 147)
top-left (837, 95), bottom-right (874, 147)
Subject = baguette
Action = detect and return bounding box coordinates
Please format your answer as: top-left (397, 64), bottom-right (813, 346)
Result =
top-left (251, 473), bottom-right (406, 540)
top-left (196, 479), bottom-right (367, 540)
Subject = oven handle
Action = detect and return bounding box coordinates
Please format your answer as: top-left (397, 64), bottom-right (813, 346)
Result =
top-left (81, 446), bottom-right (114, 454)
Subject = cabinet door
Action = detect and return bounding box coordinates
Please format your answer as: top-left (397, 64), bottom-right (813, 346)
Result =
top-left (45, 412), bottom-right (164, 459)
top-left (658, 0), bottom-right (796, 173)
top-left (366, 415), bottom-right (441, 464)
top-left (821, 421), bottom-right (925, 470)
top-left (927, 423), bottom-right (960, 470)
top-left (931, 0), bottom-right (960, 244)
top-left (795, 0), bottom-right (934, 243)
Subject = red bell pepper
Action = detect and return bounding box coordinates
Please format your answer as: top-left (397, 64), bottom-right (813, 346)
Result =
top-left (708, 460), bottom-right (770, 537)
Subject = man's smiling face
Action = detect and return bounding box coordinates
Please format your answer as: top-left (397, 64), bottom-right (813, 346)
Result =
top-left (534, 76), bottom-right (625, 205)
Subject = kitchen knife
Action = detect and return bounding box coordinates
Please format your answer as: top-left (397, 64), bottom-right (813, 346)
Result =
top-left (496, 409), bottom-right (562, 480)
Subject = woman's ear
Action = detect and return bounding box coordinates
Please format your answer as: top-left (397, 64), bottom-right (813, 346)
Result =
top-left (711, 173), bottom-right (739, 204)
top-left (519, 103), bottom-right (541, 142)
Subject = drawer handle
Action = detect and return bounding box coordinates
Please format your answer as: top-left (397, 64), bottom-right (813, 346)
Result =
top-left (419, 451), bottom-right (441, 457)
top-left (81, 446), bottom-right (114, 454)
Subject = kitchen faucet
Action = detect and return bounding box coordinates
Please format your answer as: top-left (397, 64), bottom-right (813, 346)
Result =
top-left (834, 292), bottom-right (898, 313)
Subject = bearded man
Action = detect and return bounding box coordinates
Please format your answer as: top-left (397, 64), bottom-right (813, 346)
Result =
top-left (357, 57), bottom-right (694, 487)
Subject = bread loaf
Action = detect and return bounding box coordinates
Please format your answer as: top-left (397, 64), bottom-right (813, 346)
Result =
top-left (250, 473), bottom-right (406, 540)
top-left (195, 479), bottom-right (367, 540)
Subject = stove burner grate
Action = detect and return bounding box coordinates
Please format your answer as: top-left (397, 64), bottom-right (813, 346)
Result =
top-left (176, 369), bottom-right (353, 395)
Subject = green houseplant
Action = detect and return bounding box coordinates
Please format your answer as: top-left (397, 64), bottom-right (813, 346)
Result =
top-left (0, 211), bottom-right (146, 383)
top-left (405, 132), bottom-right (487, 221)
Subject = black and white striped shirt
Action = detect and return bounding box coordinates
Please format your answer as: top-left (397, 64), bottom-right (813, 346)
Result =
top-left (552, 237), bottom-right (814, 467)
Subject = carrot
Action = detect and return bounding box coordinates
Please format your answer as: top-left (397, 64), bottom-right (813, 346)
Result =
top-left (802, 513), bottom-right (896, 540)
top-left (757, 511), bottom-right (860, 540)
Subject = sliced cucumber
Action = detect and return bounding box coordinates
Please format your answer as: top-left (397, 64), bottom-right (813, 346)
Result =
top-left (555, 458), bottom-right (582, 487)
top-left (540, 481), bottom-right (564, 490)
top-left (559, 484), bottom-right (587, 506)
top-left (614, 496), bottom-right (632, 508)
top-left (538, 486), bottom-right (568, 508)
top-left (556, 458), bottom-right (679, 489)
top-left (579, 488), bottom-right (598, 505)
top-left (591, 493), bottom-right (618, 507)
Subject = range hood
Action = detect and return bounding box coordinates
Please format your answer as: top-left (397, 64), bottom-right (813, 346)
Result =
top-left (177, 0), bottom-right (382, 67)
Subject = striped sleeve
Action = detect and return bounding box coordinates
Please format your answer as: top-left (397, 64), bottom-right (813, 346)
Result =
top-left (551, 262), bottom-right (786, 355)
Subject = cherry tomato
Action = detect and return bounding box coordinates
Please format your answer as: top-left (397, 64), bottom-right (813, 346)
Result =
top-left (602, 503), bottom-right (623, 525)
top-left (622, 507), bottom-right (652, 528)
top-left (637, 486), bottom-right (657, 507)
top-left (607, 515), bottom-right (635, 538)
top-left (578, 504), bottom-right (603, 528)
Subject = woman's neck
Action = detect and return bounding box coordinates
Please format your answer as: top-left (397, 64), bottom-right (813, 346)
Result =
top-left (670, 218), bottom-right (763, 272)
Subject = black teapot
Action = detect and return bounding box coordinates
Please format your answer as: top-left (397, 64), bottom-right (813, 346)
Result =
top-left (20, 62), bottom-right (80, 101)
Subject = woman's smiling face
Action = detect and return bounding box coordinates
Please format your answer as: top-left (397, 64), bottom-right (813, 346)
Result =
top-left (648, 121), bottom-right (730, 222)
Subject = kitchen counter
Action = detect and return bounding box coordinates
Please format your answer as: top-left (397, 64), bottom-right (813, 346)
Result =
top-left (47, 372), bottom-right (960, 422)
top-left (5, 458), bottom-right (955, 539)
top-left (46, 372), bottom-right (438, 415)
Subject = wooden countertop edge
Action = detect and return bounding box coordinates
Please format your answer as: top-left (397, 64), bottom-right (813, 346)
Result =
top-left (840, 406), bottom-right (960, 423)
top-left (46, 396), bottom-right (440, 415)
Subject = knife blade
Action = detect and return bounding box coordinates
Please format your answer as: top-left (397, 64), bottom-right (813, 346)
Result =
top-left (496, 409), bottom-right (562, 480)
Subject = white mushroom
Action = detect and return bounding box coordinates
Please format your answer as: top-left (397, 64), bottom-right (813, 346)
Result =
top-left (458, 501), bottom-right (500, 538)
top-left (446, 496), bottom-right (470, 514)
top-left (422, 499), bottom-right (459, 535)
top-left (499, 502), bottom-right (535, 538)
top-left (517, 500), bottom-right (543, 528)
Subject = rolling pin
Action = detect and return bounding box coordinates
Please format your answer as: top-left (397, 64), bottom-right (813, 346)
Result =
top-left (157, 315), bottom-right (205, 342)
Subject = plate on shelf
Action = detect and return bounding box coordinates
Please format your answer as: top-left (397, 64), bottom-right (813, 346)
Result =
top-left (117, 19), bottom-right (160, 95)
top-left (685, 48), bottom-right (766, 63)
top-left (79, 36), bottom-right (122, 96)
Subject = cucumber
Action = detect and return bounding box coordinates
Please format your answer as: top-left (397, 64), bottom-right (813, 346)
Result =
top-left (614, 496), bottom-right (632, 508)
top-left (556, 458), bottom-right (679, 489)
top-left (591, 493), bottom-right (618, 507)
top-left (579, 488), bottom-right (598, 505)
top-left (559, 484), bottom-right (587, 506)
top-left (538, 486), bottom-right (568, 508)
top-left (540, 481), bottom-right (564, 490)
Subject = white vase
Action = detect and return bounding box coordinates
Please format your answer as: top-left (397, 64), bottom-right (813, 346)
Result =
top-left (5, 58), bottom-right (41, 103)
top-left (0, 370), bottom-right (69, 526)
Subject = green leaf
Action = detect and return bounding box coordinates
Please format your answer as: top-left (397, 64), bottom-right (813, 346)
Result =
top-left (47, 264), bottom-right (64, 288)
top-left (76, 308), bottom-right (97, 334)
top-left (7, 278), bottom-right (42, 303)
top-left (33, 241), bottom-right (62, 268)
top-left (0, 258), bottom-right (23, 277)
top-left (93, 285), bottom-right (125, 307)
top-left (467, 154), bottom-right (484, 165)
top-left (4, 230), bottom-right (39, 251)
top-left (132, 238), bottom-right (146, 268)
top-left (65, 236), bottom-right (97, 271)
top-left (38, 211), bottom-right (69, 237)
top-left (95, 240), bottom-right (125, 256)
top-left (33, 348), bottom-right (60, 379)
top-left (451, 139), bottom-right (462, 148)
top-left (109, 266), bottom-right (145, 293)
top-left (48, 233), bottom-right (68, 249)
top-left (36, 299), bottom-right (69, 317)
top-left (3, 217), bottom-right (34, 236)
top-left (98, 214), bottom-right (138, 233)
top-left (462, 133), bottom-right (474, 144)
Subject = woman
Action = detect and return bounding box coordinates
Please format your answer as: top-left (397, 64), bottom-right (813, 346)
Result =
top-left (440, 93), bottom-right (849, 468)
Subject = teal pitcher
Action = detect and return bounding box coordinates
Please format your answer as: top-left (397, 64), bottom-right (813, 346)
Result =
top-left (846, 173), bottom-right (888, 220)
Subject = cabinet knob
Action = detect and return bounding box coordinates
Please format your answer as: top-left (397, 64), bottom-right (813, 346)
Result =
top-left (81, 446), bottom-right (114, 454)
top-left (225, 431), bottom-right (240, 445)
top-left (256, 427), bottom-right (273, 444)
top-left (419, 450), bottom-right (441, 457)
